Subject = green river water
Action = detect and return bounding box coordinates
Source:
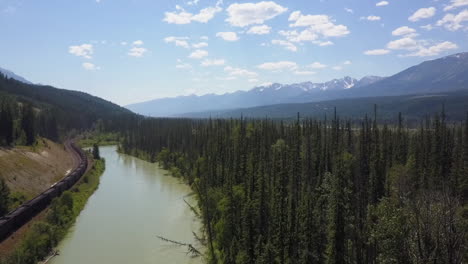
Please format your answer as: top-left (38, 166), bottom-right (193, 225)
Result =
top-left (49, 146), bottom-right (203, 264)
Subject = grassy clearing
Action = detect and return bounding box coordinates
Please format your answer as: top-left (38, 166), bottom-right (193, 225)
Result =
top-left (78, 132), bottom-right (119, 147)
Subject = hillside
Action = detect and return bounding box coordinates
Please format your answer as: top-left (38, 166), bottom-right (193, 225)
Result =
top-left (181, 90), bottom-right (468, 121)
top-left (0, 74), bottom-right (132, 132)
top-left (0, 138), bottom-right (76, 208)
top-left (341, 52), bottom-right (468, 99)
top-left (0, 68), bottom-right (32, 85)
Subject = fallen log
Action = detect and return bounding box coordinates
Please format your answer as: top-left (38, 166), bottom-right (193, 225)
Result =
top-left (156, 235), bottom-right (203, 257)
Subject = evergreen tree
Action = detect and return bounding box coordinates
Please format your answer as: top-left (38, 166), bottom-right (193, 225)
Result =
top-left (0, 177), bottom-right (10, 217)
top-left (21, 103), bottom-right (36, 145)
top-left (92, 143), bottom-right (100, 160)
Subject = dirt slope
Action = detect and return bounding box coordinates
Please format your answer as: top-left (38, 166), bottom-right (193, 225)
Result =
top-left (0, 138), bottom-right (76, 198)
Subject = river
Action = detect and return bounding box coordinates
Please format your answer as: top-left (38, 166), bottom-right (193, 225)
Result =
top-left (49, 146), bottom-right (203, 264)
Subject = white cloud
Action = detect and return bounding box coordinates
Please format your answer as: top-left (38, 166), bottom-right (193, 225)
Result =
top-left (226, 1), bottom-right (288, 27)
top-left (343, 60), bottom-right (352, 65)
top-left (164, 36), bottom-right (190, 48)
top-left (436, 9), bottom-right (468, 31)
top-left (187, 0), bottom-right (200, 6)
top-left (201, 59), bottom-right (225, 66)
top-left (133, 40), bottom-right (144, 46)
top-left (294, 70), bottom-right (316, 75)
top-left (288, 11), bottom-right (350, 37)
top-left (404, 41), bottom-right (458, 57)
top-left (176, 63), bottom-right (192, 69)
top-left (189, 49), bottom-right (209, 59)
top-left (192, 6), bottom-right (223, 22)
top-left (121, 41), bottom-right (128, 46)
top-left (385, 35), bottom-right (458, 57)
top-left (200, 36), bottom-right (209, 40)
top-left (361, 15), bottom-right (381, 21)
top-left (376, 1), bottom-right (389, 7)
top-left (163, 4), bottom-right (222, 24)
top-left (421, 24), bottom-right (434, 30)
top-left (392, 26), bottom-right (416, 36)
top-left (409, 7), bottom-right (436, 22)
top-left (271, 40), bottom-right (298, 52)
top-left (364, 49), bottom-right (390, 55)
top-left (279, 30), bottom-right (318, 42)
top-left (257, 61), bottom-right (297, 71)
top-left (444, 0), bottom-right (468, 11)
top-left (344, 8), bottom-right (354, 14)
top-left (82, 62), bottom-right (100, 71)
top-left (259, 82), bottom-right (273, 87)
top-left (387, 37), bottom-right (419, 50)
top-left (332, 66), bottom-right (343, 71)
top-left (249, 79), bottom-right (259, 83)
top-left (308, 62), bottom-right (327, 69)
top-left (247, 25), bottom-right (271, 35)
top-left (192, 42), bottom-right (208, 48)
top-left (224, 66), bottom-right (258, 78)
top-left (69, 44), bottom-right (93, 59)
top-left (216, 32), bottom-right (239, 41)
top-left (318, 41), bottom-right (334, 46)
top-left (128, 47), bottom-right (147, 57)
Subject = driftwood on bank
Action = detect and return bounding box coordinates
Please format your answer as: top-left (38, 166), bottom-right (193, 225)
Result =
top-left (156, 235), bottom-right (203, 257)
top-left (183, 198), bottom-right (200, 217)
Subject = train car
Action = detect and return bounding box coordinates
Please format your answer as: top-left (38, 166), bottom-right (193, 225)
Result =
top-left (0, 217), bottom-right (13, 241)
top-left (55, 181), bottom-right (68, 193)
top-left (62, 175), bottom-right (74, 189)
top-left (9, 206), bottom-right (31, 230)
top-left (44, 188), bottom-right (59, 202)
top-left (23, 195), bottom-right (48, 215)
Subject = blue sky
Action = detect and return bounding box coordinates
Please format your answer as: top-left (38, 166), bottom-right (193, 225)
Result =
top-left (1, 0), bottom-right (467, 105)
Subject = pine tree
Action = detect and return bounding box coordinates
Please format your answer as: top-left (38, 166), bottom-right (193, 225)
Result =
top-left (92, 143), bottom-right (100, 160)
top-left (21, 103), bottom-right (36, 145)
top-left (0, 177), bottom-right (10, 217)
top-left (0, 104), bottom-right (14, 145)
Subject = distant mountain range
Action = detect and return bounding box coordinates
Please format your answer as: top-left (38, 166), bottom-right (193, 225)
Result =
top-left (127, 52), bottom-right (468, 117)
top-left (126, 76), bottom-right (385, 117)
top-left (182, 90), bottom-right (468, 122)
top-left (0, 67), bottom-right (33, 84)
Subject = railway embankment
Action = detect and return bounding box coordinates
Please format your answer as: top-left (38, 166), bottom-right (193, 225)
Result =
top-left (0, 142), bottom-right (105, 263)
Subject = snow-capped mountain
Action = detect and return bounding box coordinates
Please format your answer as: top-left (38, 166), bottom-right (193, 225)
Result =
top-left (127, 76), bottom-right (383, 117)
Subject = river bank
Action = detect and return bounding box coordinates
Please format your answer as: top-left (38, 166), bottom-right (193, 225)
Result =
top-left (0, 157), bottom-right (105, 264)
top-left (48, 146), bottom-right (204, 264)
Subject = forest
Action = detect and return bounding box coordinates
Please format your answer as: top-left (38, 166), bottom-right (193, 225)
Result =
top-left (1, 73), bottom-right (467, 263)
top-left (118, 109), bottom-right (468, 264)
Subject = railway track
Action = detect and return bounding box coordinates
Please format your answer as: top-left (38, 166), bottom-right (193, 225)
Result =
top-left (0, 141), bottom-right (88, 242)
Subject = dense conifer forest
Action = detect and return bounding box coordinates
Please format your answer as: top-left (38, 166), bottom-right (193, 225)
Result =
top-left (118, 110), bottom-right (468, 264)
top-left (1, 73), bottom-right (467, 263)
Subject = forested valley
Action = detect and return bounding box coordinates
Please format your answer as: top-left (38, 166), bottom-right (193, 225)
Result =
top-left (118, 110), bottom-right (468, 264)
top-left (1, 73), bottom-right (467, 263)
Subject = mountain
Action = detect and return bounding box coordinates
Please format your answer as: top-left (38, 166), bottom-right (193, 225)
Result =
top-left (343, 52), bottom-right (468, 98)
top-left (127, 52), bottom-right (468, 117)
top-left (0, 67), bottom-right (33, 84)
top-left (126, 76), bottom-right (382, 117)
top-left (181, 90), bottom-right (468, 122)
top-left (0, 73), bottom-right (132, 131)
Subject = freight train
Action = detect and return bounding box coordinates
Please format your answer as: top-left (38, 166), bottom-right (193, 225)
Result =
top-left (0, 142), bottom-right (88, 242)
